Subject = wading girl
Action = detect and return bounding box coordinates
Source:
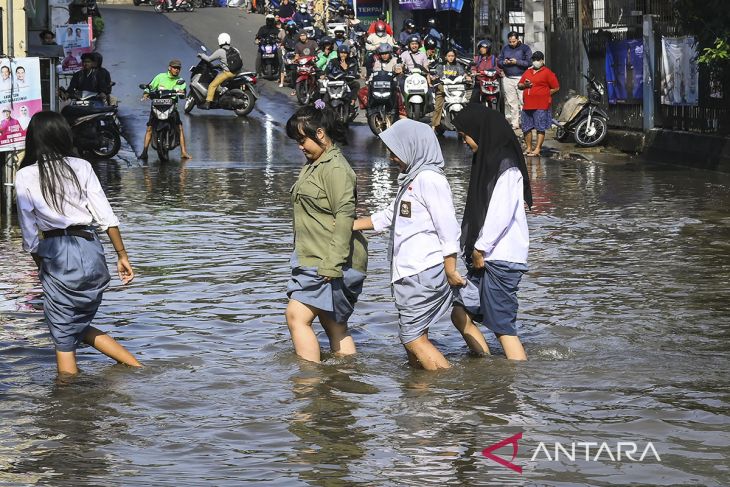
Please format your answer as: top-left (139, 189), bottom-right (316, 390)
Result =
top-left (450, 104), bottom-right (533, 360)
top-left (15, 111), bottom-right (141, 376)
top-left (354, 119), bottom-right (464, 370)
top-left (285, 104), bottom-right (367, 363)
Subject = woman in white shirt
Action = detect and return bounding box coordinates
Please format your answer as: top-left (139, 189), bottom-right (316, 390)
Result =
top-left (15, 111), bottom-right (140, 376)
top-left (451, 104), bottom-right (533, 360)
top-left (354, 119), bottom-right (464, 370)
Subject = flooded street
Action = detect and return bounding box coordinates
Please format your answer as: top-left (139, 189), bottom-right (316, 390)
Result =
top-left (2, 6), bottom-right (730, 486)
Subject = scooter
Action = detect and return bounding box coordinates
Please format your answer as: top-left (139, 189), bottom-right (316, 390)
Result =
top-left (153, 0), bottom-right (194, 12)
top-left (434, 74), bottom-right (468, 133)
top-left (294, 55), bottom-right (318, 105)
top-left (320, 72), bottom-right (357, 125)
top-left (366, 70), bottom-right (397, 135)
top-left (281, 48), bottom-right (297, 88)
top-left (60, 89), bottom-right (121, 159)
top-left (402, 64), bottom-right (429, 121)
top-left (258, 35), bottom-right (280, 80)
top-left (184, 56), bottom-right (258, 117)
top-left (554, 73), bottom-right (608, 147)
top-left (474, 68), bottom-right (500, 110)
top-left (139, 81), bottom-right (185, 162)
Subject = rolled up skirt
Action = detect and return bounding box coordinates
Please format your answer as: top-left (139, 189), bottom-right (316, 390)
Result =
top-left (37, 232), bottom-right (111, 352)
top-left (454, 259), bottom-right (527, 336)
top-left (392, 263), bottom-right (454, 345)
top-left (287, 253), bottom-right (366, 324)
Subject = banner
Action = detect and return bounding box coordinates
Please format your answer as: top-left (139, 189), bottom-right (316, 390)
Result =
top-left (605, 39), bottom-right (643, 104)
top-left (435, 0), bottom-right (463, 12)
top-left (399, 0), bottom-right (434, 11)
top-left (0, 58), bottom-right (43, 152)
top-left (355, 0), bottom-right (383, 25)
top-left (56, 21), bottom-right (93, 74)
top-left (660, 36), bottom-right (699, 106)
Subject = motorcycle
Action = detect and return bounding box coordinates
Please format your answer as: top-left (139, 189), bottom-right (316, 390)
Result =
top-left (153, 0), bottom-right (194, 12)
top-left (139, 81), bottom-right (185, 162)
top-left (258, 35), bottom-right (280, 80)
top-left (184, 57), bottom-right (258, 117)
top-left (554, 73), bottom-right (608, 147)
top-left (295, 55), bottom-right (318, 105)
top-left (320, 72), bottom-right (357, 125)
top-left (434, 74), bottom-right (468, 133)
top-left (402, 64), bottom-right (429, 121)
top-left (366, 70), bottom-right (397, 135)
top-left (474, 68), bottom-right (501, 110)
top-left (60, 90), bottom-right (121, 159)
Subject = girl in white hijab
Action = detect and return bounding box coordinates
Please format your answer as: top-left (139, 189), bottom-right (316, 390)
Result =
top-left (354, 119), bottom-right (464, 370)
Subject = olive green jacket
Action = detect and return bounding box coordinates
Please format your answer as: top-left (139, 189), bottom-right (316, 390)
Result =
top-left (291, 145), bottom-right (368, 278)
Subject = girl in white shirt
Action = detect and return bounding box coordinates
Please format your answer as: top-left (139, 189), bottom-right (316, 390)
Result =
top-left (354, 119), bottom-right (464, 370)
top-left (451, 104), bottom-right (533, 360)
top-left (15, 111), bottom-right (141, 376)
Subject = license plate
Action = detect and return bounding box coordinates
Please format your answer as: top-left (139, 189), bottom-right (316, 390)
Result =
top-left (373, 81), bottom-right (391, 89)
top-left (153, 98), bottom-right (174, 105)
top-left (262, 53), bottom-right (275, 58)
top-left (409, 89), bottom-right (425, 94)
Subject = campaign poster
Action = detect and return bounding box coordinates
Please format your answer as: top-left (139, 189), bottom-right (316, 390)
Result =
top-left (399, 0), bottom-right (434, 11)
top-left (355, 0), bottom-right (384, 25)
top-left (0, 58), bottom-right (43, 152)
top-left (56, 21), bottom-right (93, 74)
top-left (661, 36), bottom-right (699, 106)
top-left (605, 39), bottom-right (643, 104)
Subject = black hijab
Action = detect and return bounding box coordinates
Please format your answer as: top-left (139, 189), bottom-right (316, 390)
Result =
top-left (452, 104), bottom-right (533, 259)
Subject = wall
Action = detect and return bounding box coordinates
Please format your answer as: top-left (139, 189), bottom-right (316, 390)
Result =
top-left (1, 0), bottom-right (28, 56)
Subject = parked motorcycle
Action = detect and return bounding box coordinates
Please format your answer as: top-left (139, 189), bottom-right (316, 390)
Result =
top-left (185, 57), bottom-right (258, 117)
top-left (295, 55), bottom-right (318, 105)
top-left (320, 72), bottom-right (357, 125)
top-left (402, 64), bottom-right (429, 121)
top-left (366, 70), bottom-right (398, 135)
top-left (554, 73), bottom-right (608, 147)
top-left (474, 68), bottom-right (500, 110)
top-left (60, 90), bottom-right (121, 159)
top-left (434, 74), bottom-right (468, 133)
top-left (153, 0), bottom-right (194, 12)
top-left (139, 81), bottom-right (185, 162)
top-left (258, 35), bottom-right (280, 80)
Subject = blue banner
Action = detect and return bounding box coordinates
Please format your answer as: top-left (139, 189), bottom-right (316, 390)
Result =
top-left (399, 0), bottom-right (434, 11)
top-left (434, 0), bottom-right (463, 12)
top-left (605, 39), bottom-right (643, 104)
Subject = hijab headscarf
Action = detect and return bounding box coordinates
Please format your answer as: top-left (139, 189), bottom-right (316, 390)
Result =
top-left (452, 104), bottom-right (533, 260)
top-left (379, 119), bottom-right (445, 269)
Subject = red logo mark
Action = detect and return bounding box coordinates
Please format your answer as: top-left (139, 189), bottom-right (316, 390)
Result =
top-left (482, 432), bottom-right (523, 473)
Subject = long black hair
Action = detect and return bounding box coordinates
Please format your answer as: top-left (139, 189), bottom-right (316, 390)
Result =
top-left (19, 111), bottom-right (81, 213)
top-left (286, 105), bottom-right (348, 147)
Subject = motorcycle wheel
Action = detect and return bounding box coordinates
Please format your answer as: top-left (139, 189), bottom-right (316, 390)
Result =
top-left (408, 103), bottom-right (423, 121)
top-left (574, 116), bottom-right (608, 147)
top-left (90, 128), bottom-right (121, 159)
top-left (367, 110), bottom-right (393, 136)
top-left (156, 132), bottom-right (169, 162)
top-left (154, 3), bottom-right (164, 12)
top-left (184, 1), bottom-right (194, 11)
top-left (295, 81), bottom-right (310, 105)
top-left (133, 0), bottom-right (142, 5)
top-left (184, 95), bottom-right (196, 114)
top-left (555, 125), bottom-right (569, 142)
top-left (334, 104), bottom-right (349, 125)
top-left (263, 64), bottom-right (274, 81)
top-left (234, 90), bottom-right (255, 117)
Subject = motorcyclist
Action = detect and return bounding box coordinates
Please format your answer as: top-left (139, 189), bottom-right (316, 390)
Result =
top-left (368, 43), bottom-right (404, 117)
top-left (325, 44), bottom-right (360, 108)
top-left (431, 48), bottom-right (470, 129)
top-left (366, 20), bottom-right (396, 76)
top-left (62, 52), bottom-right (111, 106)
top-left (345, 6), bottom-right (366, 36)
top-left (398, 19), bottom-right (417, 47)
top-left (293, 4), bottom-right (313, 28)
top-left (294, 29), bottom-right (318, 60)
top-left (197, 32), bottom-right (243, 110)
top-left (424, 36), bottom-right (440, 67)
top-left (367, 13), bottom-right (393, 36)
top-left (333, 25), bottom-right (348, 49)
top-left (279, 21), bottom-right (299, 88)
top-left (424, 18), bottom-right (442, 49)
top-left (398, 34), bottom-right (430, 93)
top-left (256, 14), bottom-right (281, 75)
top-left (316, 36), bottom-right (337, 70)
top-left (471, 39), bottom-right (502, 102)
top-left (332, 5), bottom-right (347, 23)
top-left (140, 59), bottom-right (189, 160)
top-left (277, 0), bottom-right (295, 22)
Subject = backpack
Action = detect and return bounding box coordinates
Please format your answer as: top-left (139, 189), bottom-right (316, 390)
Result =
top-left (226, 47), bottom-right (243, 73)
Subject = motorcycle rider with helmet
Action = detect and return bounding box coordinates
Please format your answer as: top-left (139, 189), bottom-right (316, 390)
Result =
top-left (398, 19), bottom-right (417, 47)
top-left (366, 20), bottom-right (396, 76)
top-left (398, 34), bottom-right (430, 98)
top-left (431, 48), bottom-right (470, 130)
top-left (293, 3), bottom-right (313, 28)
top-left (424, 18), bottom-right (442, 49)
top-left (332, 5), bottom-right (347, 23)
top-left (279, 21), bottom-right (299, 87)
top-left (197, 33), bottom-right (243, 110)
top-left (368, 43), bottom-right (405, 117)
top-left (277, 0), bottom-right (295, 22)
top-left (62, 52), bottom-right (112, 106)
top-left (140, 59), bottom-right (189, 160)
top-left (333, 25), bottom-right (348, 49)
top-left (471, 39), bottom-right (502, 102)
top-left (256, 15), bottom-right (281, 76)
top-left (423, 36), bottom-right (440, 67)
top-left (367, 13), bottom-right (393, 36)
top-left (325, 44), bottom-right (360, 109)
top-left (316, 36), bottom-right (338, 70)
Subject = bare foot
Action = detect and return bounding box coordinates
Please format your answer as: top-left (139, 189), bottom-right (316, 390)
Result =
top-left (181, 153), bottom-right (192, 159)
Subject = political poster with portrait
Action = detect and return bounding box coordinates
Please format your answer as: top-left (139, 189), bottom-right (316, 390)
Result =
top-left (56, 20), bottom-right (93, 74)
top-left (661, 36), bottom-right (699, 106)
top-left (0, 57), bottom-right (43, 152)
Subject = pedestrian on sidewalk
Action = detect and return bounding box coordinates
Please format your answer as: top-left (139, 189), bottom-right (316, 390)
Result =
top-left (14, 111), bottom-right (141, 376)
top-left (284, 105), bottom-right (368, 363)
top-left (353, 119), bottom-right (464, 370)
top-left (518, 51), bottom-right (559, 157)
top-left (498, 31), bottom-right (532, 130)
top-left (451, 104), bottom-right (532, 361)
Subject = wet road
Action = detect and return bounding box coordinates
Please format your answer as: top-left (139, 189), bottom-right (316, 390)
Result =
top-left (1, 6), bottom-right (730, 486)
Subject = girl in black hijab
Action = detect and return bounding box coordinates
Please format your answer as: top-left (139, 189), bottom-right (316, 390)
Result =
top-left (450, 104), bottom-right (533, 360)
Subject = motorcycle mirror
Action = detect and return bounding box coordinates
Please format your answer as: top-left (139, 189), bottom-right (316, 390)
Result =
top-left (176, 79), bottom-right (185, 85)
top-left (201, 45), bottom-right (207, 52)
top-left (139, 83), bottom-right (148, 89)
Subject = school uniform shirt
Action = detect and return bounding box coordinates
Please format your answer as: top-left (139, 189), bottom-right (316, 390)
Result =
top-left (518, 66), bottom-right (560, 110)
top-left (474, 167), bottom-right (529, 264)
top-left (15, 157), bottom-right (119, 254)
top-left (371, 171), bottom-right (460, 282)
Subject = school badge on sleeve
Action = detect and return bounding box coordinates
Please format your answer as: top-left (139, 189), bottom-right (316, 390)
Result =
top-left (399, 200), bottom-right (412, 218)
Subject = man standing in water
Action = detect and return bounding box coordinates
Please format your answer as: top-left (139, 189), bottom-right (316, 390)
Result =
top-left (498, 32), bottom-right (532, 131)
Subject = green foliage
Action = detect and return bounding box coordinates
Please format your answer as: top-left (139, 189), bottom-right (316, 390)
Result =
top-left (698, 38), bottom-right (730, 65)
top-left (92, 17), bottom-right (105, 37)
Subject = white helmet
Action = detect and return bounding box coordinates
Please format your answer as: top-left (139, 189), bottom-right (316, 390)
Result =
top-left (218, 32), bottom-right (231, 46)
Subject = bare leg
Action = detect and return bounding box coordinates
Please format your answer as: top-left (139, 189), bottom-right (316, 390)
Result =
top-left (140, 126), bottom-right (152, 159)
top-left (285, 299), bottom-right (321, 362)
top-left (319, 312), bottom-right (356, 356)
top-left (451, 306), bottom-right (490, 355)
top-left (56, 351), bottom-right (79, 376)
top-left (403, 334), bottom-right (450, 371)
top-left (497, 334), bottom-right (527, 361)
top-left (83, 326), bottom-right (142, 367)
top-left (179, 126), bottom-right (191, 159)
top-left (405, 348), bottom-right (420, 368)
top-left (524, 130), bottom-right (534, 155)
top-left (533, 132), bottom-right (545, 155)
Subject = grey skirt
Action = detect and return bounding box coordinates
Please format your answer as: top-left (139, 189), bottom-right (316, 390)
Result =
top-left (287, 253), bottom-right (366, 324)
top-left (392, 263), bottom-right (454, 344)
top-left (37, 232), bottom-right (111, 352)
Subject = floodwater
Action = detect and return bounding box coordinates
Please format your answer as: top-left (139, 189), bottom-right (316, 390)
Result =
top-left (1, 119), bottom-right (729, 486)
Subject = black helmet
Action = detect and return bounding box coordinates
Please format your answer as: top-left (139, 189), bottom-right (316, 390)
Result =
top-left (376, 43), bottom-right (393, 54)
top-left (337, 5), bottom-right (345, 13)
top-left (320, 35), bottom-right (333, 46)
top-left (337, 43), bottom-right (351, 54)
top-left (286, 21), bottom-right (298, 34)
top-left (477, 39), bottom-right (491, 51)
top-left (427, 18), bottom-right (436, 27)
top-left (424, 36), bottom-right (437, 50)
top-left (404, 19), bottom-right (415, 30)
top-left (407, 34), bottom-right (421, 45)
